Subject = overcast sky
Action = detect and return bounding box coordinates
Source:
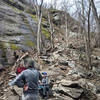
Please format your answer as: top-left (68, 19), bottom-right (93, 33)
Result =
top-left (42, 0), bottom-right (100, 15)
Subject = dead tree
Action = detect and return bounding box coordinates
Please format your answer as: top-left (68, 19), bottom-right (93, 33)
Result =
top-left (87, 1), bottom-right (92, 69)
top-left (53, 0), bottom-right (59, 9)
top-left (61, 0), bottom-right (70, 48)
top-left (65, 13), bottom-right (69, 47)
top-left (89, 0), bottom-right (100, 47)
top-left (31, 0), bottom-right (43, 54)
top-left (48, 10), bottom-right (54, 49)
top-left (81, 0), bottom-right (92, 69)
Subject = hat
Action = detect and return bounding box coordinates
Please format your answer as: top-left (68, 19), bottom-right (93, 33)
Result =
top-left (25, 57), bottom-right (34, 68)
top-left (42, 72), bottom-right (47, 75)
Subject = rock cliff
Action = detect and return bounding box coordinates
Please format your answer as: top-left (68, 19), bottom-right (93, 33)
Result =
top-left (0, 0), bottom-right (82, 67)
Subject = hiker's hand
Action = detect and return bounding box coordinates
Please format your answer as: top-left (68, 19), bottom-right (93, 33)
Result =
top-left (24, 85), bottom-right (28, 91)
top-left (8, 81), bottom-right (14, 86)
top-left (39, 81), bottom-right (42, 84)
top-left (8, 82), bottom-right (12, 86)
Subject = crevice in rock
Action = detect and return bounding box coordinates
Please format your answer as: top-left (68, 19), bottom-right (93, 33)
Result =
top-left (2, 0), bottom-right (24, 11)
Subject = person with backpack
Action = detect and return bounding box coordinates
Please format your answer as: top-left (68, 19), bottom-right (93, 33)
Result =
top-left (16, 63), bottom-right (26, 75)
top-left (8, 58), bottom-right (42, 100)
top-left (39, 72), bottom-right (49, 99)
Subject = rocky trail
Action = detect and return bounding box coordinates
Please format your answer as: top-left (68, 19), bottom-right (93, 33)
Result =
top-left (0, 0), bottom-right (100, 100)
top-left (0, 37), bottom-right (100, 100)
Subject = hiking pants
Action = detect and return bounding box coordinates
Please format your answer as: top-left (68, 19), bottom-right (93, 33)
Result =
top-left (42, 85), bottom-right (49, 96)
top-left (22, 93), bottom-right (39, 100)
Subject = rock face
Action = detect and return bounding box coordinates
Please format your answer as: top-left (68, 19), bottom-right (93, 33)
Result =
top-left (53, 79), bottom-right (83, 99)
top-left (7, 96), bottom-right (19, 100)
top-left (0, 0), bottom-right (37, 48)
top-left (0, 0), bottom-right (37, 66)
top-left (0, 0), bottom-right (82, 67)
top-left (52, 10), bottom-right (83, 33)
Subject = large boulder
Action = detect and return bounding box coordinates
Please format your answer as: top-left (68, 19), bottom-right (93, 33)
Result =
top-left (53, 79), bottom-right (84, 99)
top-left (0, 64), bottom-right (3, 70)
top-left (7, 96), bottom-right (20, 100)
top-left (6, 49), bottom-right (15, 65)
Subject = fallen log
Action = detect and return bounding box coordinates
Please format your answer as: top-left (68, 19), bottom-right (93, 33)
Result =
top-left (12, 52), bottom-right (29, 71)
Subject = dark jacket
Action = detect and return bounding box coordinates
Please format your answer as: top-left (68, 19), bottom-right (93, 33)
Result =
top-left (9, 68), bottom-right (42, 94)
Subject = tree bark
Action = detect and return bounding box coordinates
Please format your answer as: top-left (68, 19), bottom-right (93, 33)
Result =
top-left (37, 13), bottom-right (42, 54)
top-left (48, 11), bottom-right (54, 49)
top-left (36, 0), bottom-right (43, 54)
top-left (82, 0), bottom-right (92, 69)
top-left (65, 14), bottom-right (69, 47)
top-left (89, 0), bottom-right (100, 47)
top-left (87, 2), bottom-right (92, 69)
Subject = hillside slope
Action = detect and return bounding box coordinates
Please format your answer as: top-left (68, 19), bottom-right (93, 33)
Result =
top-left (0, 0), bottom-right (82, 68)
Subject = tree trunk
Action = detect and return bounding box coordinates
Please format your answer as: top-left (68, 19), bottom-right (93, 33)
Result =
top-left (89, 0), bottom-right (100, 47)
top-left (28, 0), bottom-right (43, 53)
top-left (48, 11), bottom-right (54, 49)
top-left (87, 2), bottom-right (92, 69)
top-left (82, 0), bottom-right (92, 69)
top-left (36, 0), bottom-right (43, 54)
top-left (37, 14), bottom-right (42, 54)
top-left (65, 14), bottom-right (69, 47)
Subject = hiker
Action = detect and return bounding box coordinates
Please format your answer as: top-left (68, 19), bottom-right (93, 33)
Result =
top-left (16, 63), bottom-right (26, 75)
top-left (39, 72), bottom-right (49, 99)
top-left (8, 58), bottom-right (42, 100)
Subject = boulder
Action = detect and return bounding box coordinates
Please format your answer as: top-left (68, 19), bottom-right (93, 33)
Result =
top-left (13, 86), bottom-right (23, 96)
top-left (96, 86), bottom-right (100, 94)
top-left (56, 75), bottom-right (66, 81)
top-left (68, 61), bottom-right (75, 68)
top-left (7, 96), bottom-right (20, 100)
top-left (58, 85), bottom-right (83, 99)
top-left (53, 79), bottom-right (83, 99)
top-left (6, 49), bottom-right (15, 65)
top-left (0, 64), bottom-right (3, 70)
top-left (59, 61), bottom-right (68, 66)
top-left (52, 52), bottom-right (60, 60)
top-left (60, 66), bottom-right (67, 70)
top-left (53, 93), bottom-right (74, 100)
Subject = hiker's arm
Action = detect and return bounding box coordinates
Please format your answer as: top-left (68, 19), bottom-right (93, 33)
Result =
top-left (8, 71), bottom-right (24, 87)
top-left (39, 72), bottom-right (42, 81)
top-left (46, 77), bottom-right (48, 84)
top-left (15, 80), bottom-right (24, 87)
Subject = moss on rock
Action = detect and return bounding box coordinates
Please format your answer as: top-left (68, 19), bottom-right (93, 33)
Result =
top-left (42, 27), bottom-right (50, 38)
top-left (11, 44), bottom-right (20, 50)
top-left (2, 49), bottom-right (6, 58)
top-left (30, 14), bottom-right (37, 21)
top-left (25, 41), bottom-right (35, 47)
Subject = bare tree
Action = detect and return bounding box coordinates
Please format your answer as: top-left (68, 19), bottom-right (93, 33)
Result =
top-left (53, 0), bottom-right (59, 9)
top-left (87, 1), bottom-right (92, 69)
top-left (89, 0), bottom-right (100, 47)
top-left (37, 0), bottom-right (43, 54)
top-left (48, 10), bottom-right (54, 49)
top-left (75, 0), bottom-right (92, 69)
top-left (61, 0), bottom-right (70, 47)
top-left (81, 0), bottom-right (92, 69)
top-left (65, 13), bottom-right (69, 47)
top-left (31, 0), bottom-right (43, 54)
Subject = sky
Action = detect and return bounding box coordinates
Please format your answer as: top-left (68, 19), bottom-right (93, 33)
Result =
top-left (42, 0), bottom-right (100, 15)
